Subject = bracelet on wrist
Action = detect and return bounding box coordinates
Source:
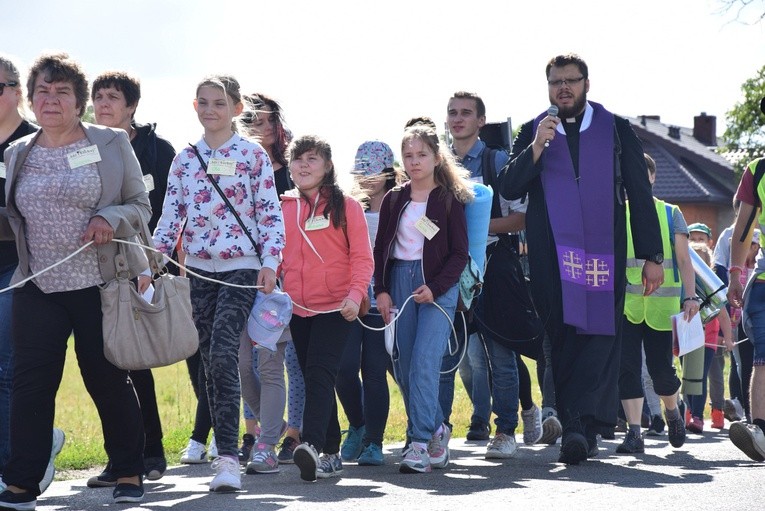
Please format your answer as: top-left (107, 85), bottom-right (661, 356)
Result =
top-left (729, 266), bottom-right (744, 275)
top-left (682, 297), bottom-right (701, 305)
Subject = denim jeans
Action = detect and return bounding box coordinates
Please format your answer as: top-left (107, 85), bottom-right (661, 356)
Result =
top-left (745, 283), bottom-right (765, 366)
top-left (458, 333), bottom-right (492, 425)
top-left (0, 265), bottom-right (15, 472)
top-left (483, 335), bottom-right (519, 434)
top-left (390, 260), bottom-right (458, 444)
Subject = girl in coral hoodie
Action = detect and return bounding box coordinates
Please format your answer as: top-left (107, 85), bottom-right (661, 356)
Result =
top-left (279, 135), bottom-right (373, 482)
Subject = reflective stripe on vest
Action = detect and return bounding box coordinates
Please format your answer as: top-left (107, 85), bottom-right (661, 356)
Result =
top-left (625, 199), bottom-right (682, 331)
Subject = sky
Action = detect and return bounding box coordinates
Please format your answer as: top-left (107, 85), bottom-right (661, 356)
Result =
top-left (3, 0), bottom-right (765, 184)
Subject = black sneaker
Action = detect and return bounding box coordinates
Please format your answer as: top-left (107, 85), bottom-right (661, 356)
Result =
top-left (238, 433), bottom-right (256, 464)
top-left (558, 432), bottom-right (588, 465)
top-left (277, 436), bottom-right (299, 464)
top-left (87, 465), bottom-right (118, 488)
top-left (0, 490), bottom-right (36, 510)
top-left (143, 456), bottom-right (167, 481)
top-left (615, 430), bottom-right (645, 454)
top-left (667, 416), bottom-right (686, 448)
top-left (466, 421), bottom-right (490, 441)
top-left (113, 481), bottom-right (144, 504)
top-left (646, 414), bottom-right (665, 436)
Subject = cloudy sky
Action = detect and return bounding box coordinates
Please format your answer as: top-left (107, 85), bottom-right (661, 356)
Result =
top-left (3, 0), bottom-right (764, 177)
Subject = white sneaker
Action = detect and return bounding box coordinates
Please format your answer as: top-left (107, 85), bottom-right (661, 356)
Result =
top-left (486, 432), bottom-right (518, 459)
top-left (39, 428), bottom-right (66, 493)
top-left (209, 456), bottom-right (241, 492)
top-left (427, 423), bottom-right (451, 469)
top-left (208, 435), bottom-right (218, 458)
top-left (729, 421), bottom-right (765, 462)
top-left (180, 439), bottom-right (208, 464)
top-left (521, 404), bottom-right (543, 445)
top-left (293, 443), bottom-right (320, 482)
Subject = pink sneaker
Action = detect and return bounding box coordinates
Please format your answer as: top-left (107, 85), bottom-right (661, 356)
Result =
top-left (686, 416), bottom-right (704, 434)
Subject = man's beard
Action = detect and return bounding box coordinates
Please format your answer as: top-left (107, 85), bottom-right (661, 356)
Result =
top-left (557, 93), bottom-right (587, 119)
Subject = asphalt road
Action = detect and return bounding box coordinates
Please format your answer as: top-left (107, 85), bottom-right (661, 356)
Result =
top-left (37, 425), bottom-right (762, 511)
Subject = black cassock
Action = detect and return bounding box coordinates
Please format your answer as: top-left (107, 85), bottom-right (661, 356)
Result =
top-left (499, 111), bottom-right (662, 435)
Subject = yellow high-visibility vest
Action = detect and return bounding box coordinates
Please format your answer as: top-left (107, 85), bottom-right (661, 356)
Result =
top-left (624, 199), bottom-right (682, 331)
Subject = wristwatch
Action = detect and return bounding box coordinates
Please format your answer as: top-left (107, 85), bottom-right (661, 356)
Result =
top-left (646, 252), bottom-right (664, 265)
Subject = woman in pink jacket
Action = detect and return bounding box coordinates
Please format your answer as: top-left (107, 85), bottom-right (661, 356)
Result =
top-left (279, 135), bottom-right (373, 482)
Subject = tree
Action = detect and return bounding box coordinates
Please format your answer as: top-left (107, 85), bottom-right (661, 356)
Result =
top-left (721, 65), bottom-right (765, 179)
top-left (717, 0), bottom-right (765, 24)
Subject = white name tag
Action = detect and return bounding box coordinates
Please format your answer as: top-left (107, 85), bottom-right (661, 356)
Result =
top-left (207, 158), bottom-right (236, 176)
top-left (67, 145), bottom-right (101, 169)
top-left (143, 174), bottom-right (155, 192)
top-left (305, 216), bottom-right (330, 231)
top-left (0, 162), bottom-right (5, 179)
top-left (415, 215), bottom-right (440, 240)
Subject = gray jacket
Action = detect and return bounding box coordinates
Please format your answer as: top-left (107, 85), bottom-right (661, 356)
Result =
top-left (0, 123), bottom-right (151, 286)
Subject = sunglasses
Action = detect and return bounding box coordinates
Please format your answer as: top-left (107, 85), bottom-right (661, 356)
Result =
top-left (0, 81), bottom-right (18, 96)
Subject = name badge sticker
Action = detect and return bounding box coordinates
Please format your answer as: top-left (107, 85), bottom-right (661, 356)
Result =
top-left (415, 216), bottom-right (440, 240)
top-left (305, 216), bottom-right (330, 231)
top-left (0, 162), bottom-right (5, 179)
top-left (67, 145), bottom-right (102, 169)
top-left (207, 158), bottom-right (236, 176)
top-left (143, 174), bottom-right (155, 192)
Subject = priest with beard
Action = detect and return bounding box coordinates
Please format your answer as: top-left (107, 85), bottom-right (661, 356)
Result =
top-left (499, 53), bottom-right (664, 465)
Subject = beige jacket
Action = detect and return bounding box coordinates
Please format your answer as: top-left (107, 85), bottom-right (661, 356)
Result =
top-left (0, 123), bottom-right (151, 286)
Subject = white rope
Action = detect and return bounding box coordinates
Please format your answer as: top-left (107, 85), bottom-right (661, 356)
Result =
top-left (0, 238), bottom-right (464, 369)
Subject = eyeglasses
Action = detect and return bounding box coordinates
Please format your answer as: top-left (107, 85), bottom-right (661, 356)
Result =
top-left (547, 76), bottom-right (585, 88)
top-left (0, 81), bottom-right (18, 96)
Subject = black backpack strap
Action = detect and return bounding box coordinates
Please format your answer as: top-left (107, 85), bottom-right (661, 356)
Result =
top-left (189, 144), bottom-right (261, 258)
top-left (481, 147), bottom-right (503, 220)
top-left (741, 158), bottom-right (765, 242)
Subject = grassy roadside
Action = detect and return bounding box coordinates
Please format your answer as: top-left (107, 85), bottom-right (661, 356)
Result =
top-left (52, 342), bottom-right (542, 475)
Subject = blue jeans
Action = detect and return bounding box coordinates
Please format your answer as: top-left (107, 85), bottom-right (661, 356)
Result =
top-left (0, 265), bottom-right (15, 472)
top-left (458, 333), bottom-right (492, 425)
top-left (390, 260), bottom-right (458, 444)
top-left (483, 335), bottom-right (519, 434)
top-left (745, 283), bottom-right (765, 366)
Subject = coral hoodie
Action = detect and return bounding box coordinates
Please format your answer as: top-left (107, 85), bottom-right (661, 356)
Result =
top-left (280, 190), bottom-right (373, 318)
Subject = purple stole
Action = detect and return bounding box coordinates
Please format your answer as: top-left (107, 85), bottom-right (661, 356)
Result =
top-left (535, 102), bottom-right (616, 336)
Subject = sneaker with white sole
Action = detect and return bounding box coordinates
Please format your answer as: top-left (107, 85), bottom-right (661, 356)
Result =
top-left (317, 453), bottom-right (343, 479)
top-left (180, 439), bottom-right (208, 464)
top-left (113, 481), bottom-right (144, 504)
top-left (209, 456), bottom-right (241, 492)
top-left (293, 443), bottom-right (320, 482)
top-left (725, 397), bottom-right (746, 422)
top-left (538, 409), bottom-right (563, 445)
top-left (730, 421), bottom-right (765, 462)
top-left (399, 445), bottom-right (431, 473)
top-left (427, 424), bottom-right (451, 469)
top-left (521, 404), bottom-right (543, 445)
top-left (246, 444), bottom-right (279, 474)
top-left (39, 428), bottom-right (65, 493)
top-left (485, 432), bottom-right (518, 459)
top-left (0, 489), bottom-right (36, 510)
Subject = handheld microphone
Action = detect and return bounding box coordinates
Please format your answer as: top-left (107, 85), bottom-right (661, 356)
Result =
top-left (544, 105), bottom-right (559, 148)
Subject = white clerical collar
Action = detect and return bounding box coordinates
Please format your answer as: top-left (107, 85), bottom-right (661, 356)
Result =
top-left (556, 102), bottom-right (593, 135)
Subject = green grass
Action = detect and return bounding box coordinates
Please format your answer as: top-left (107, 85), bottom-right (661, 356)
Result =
top-left (52, 342), bottom-right (542, 473)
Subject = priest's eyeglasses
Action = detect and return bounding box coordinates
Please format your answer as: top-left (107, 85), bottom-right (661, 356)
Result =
top-left (547, 77), bottom-right (585, 88)
top-left (0, 81), bottom-right (18, 96)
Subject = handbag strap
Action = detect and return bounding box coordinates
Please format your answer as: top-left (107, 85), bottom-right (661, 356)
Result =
top-left (189, 144), bottom-right (261, 257)
top-left (113, 216), bottom-right (164, 280)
